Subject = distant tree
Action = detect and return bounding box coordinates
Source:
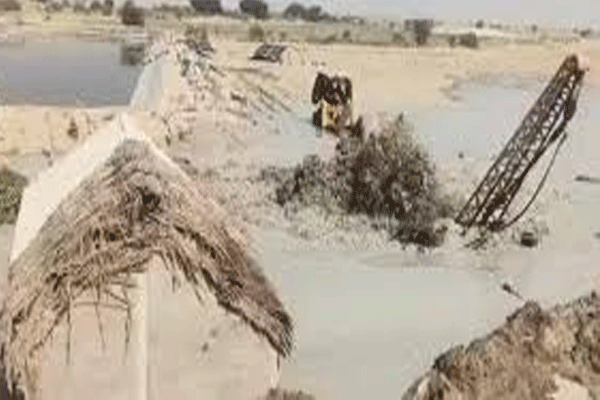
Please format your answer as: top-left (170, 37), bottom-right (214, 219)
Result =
top-left (89, 0), bottom-right (102, 12)
top-left (341, 29), bottom-right (351, 41)
top-left (46, 1), bottom-right (64, 11)
top-left (304, 5), bottom-right (321, 21)
top-left (321, 33), bottom-right (336, 43)
top-left (0, 0), bottom-right (21, 11)
top-left (282, 2), bottom-right (305, 20)
top-left (73, 1), bottom-right (86, 13)
top-left (409, 19), bottom-right (433, 46)
top-left (458, 32), bottom-right (478, 48)
top-left (121, 0), bottom-right (144, 26)
top-left (448, 35), bottom-right (456, 47)
top-left (319, 12), bottom-right (335, 22)
top-left (173, 7), bottom-right (183, 19)
top-left (475, 19), bottom-right (484, 29)
top-left (392, 32), bottom-right (407, 45)
top-left (248, 23), bottom-right (265, 41)
top-left (190, 0), bottom-right (222, 14)
top-left (580, 28), bottom-right (593, 38)
top-left (185, 24), bottom-right (209, 41)
top-left (239, 0), bottom-right (267, 19)
top-left (102, 0), bottom-right (113, 15)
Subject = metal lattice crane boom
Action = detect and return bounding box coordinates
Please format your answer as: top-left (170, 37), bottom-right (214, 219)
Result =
top-left (455, 55), bottom-right (586, 232)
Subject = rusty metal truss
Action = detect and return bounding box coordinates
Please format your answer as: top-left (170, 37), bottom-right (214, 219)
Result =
top-left (455, 54), bottom-right (586, 232)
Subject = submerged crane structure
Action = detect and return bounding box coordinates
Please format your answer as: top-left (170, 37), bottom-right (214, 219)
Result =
top-left (455, 54), bottom-right (587, 232)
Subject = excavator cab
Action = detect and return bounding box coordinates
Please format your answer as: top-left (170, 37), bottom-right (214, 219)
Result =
top-left (311, 72), bottom-right (353, 134)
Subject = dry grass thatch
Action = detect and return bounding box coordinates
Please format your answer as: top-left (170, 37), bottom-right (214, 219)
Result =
top-left (0, 167), bottom-right (28, 225)
top-left (0, 139), bottom-right (293, 396)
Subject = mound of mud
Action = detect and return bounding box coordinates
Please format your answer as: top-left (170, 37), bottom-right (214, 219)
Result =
top-left (0, 167), bottom-right (27, 225)
top-left (402, 292), bottom-right (600, 400)
top-left (266, 115), bottom-right (453, 247)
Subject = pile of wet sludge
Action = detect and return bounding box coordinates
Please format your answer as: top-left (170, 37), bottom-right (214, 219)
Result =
top-left (261, 115), bottom-right (454, 247)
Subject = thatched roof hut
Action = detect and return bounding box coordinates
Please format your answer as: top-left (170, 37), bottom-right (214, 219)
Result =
top-left (0, 114), bottom-right (292, 400)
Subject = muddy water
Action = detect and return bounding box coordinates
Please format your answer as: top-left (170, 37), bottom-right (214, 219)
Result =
top-left (257, 226), bottom-right (521, 399)
top-left (414, 82), bottom-right (600, 237)
top-left (260, 83), bottom-right (600, 399)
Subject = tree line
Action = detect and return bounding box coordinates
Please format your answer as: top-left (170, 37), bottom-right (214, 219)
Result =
top-left (190, 0), bottom-right (332, 21)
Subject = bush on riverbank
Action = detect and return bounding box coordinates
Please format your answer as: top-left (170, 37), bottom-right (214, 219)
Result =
top-left (266, 114), bottom-right (454, 247)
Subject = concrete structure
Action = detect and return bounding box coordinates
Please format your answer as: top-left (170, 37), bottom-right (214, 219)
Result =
top-left (5, 114), bottom-right (285, 400)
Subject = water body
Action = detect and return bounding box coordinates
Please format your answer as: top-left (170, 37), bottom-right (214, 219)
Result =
top-left (0, 40), bottom-right (143, 106)
top-left (262, 82), bottom-right (600, 399)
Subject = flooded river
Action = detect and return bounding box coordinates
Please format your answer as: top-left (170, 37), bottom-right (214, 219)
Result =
top-left (0, 40), bottom-right (142, 106)
top-left (258, 81), bottom-right (600, 399)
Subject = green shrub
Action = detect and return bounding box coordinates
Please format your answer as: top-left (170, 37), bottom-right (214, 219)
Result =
top-left (248, 23), bottom-right (265, 41)
top-left (392, 32), bottom-right (407, 45)
top-left (121, 0), bottom-right (144, 26)
top-left (413, 20), bottom-right (432, 46)
top-left (0, 0), bottom-right (22, 11)
top-left (320, 33), bottom-right (337, 44)
top-left (271, 114), bottom-right (452, 247)
top-left (448, 35), bottom-right (456, 47)
top-left (102, 0), bottom-right (113, 16)
top-left (73, 1), bottom-right (86, 13)
top-left (342, 29), bottom-right (351, 41)
top-left (185, 24), bottom-right (208, 41)
top-left (190, 0), bottom-right (222, 14)
top-left (89, 0), bottom-right (102, 12)
top-left (458, 32), bottom-right (478, 48)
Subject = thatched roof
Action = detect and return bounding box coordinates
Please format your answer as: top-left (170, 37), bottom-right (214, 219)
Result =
top-left (0, 115), bottom-right (292, 396)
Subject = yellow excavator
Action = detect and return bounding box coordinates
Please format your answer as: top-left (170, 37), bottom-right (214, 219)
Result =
top-left (311, 72), bottom-right (353, 134)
